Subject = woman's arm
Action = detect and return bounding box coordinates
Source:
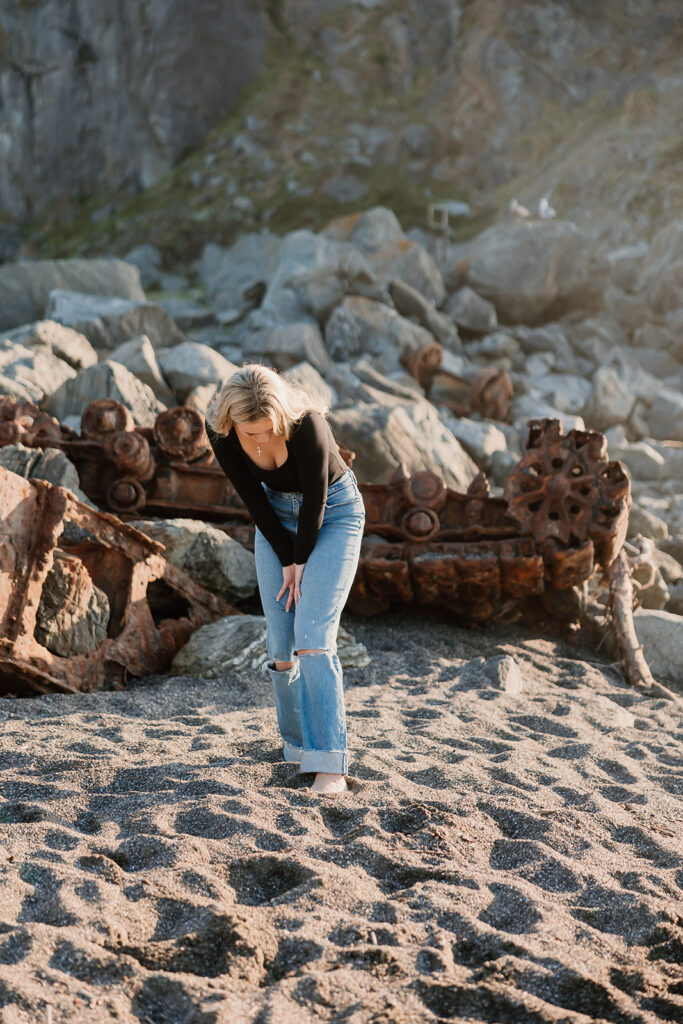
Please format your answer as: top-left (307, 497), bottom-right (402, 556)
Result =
top-left (207, 425), bottom-right (295, 567)
top-left (291, 411), bottom-right (329, 566)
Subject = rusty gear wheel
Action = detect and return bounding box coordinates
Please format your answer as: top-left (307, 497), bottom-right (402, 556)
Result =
top-left (503, 419), bottom-right (630, 564)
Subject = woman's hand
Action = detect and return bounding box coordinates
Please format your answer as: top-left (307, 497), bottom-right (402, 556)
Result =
top-left (293, 562), bottom-right (306, 607)
top-left (276, 564), bottom-right (296, 612)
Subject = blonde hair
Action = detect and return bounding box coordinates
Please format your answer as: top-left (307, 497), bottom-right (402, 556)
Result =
top-left (206, 363), bottom-right (329, 439)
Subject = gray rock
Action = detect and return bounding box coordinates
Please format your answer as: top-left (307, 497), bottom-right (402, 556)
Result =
top-left (529, 373), bottom-right (592, 416)
top-left (0, 442), bottom-right (42, 477)
top-left (0, 373), bottom-right (41, 403)
top-left (45, 289), bottom-right (186, 351)
top-left (156, 343), bottom-right (238, 402)
top-left (109, 335), bottom-right (176, 405)
top-left (34, 551), bottom-right (109, 657)
top-left (0, 339), bottom-right (76, 404)
top-left (606, 439), bottom-right (667, 482)
top-left (200, 232), bottom-right (283, 318)
top-left (510, 396), bottom-right (585, 434)
top-left (324, 296), bottom-right (435, 372)
top-left (463, 221), bottom-right (607, 324)
top-left (606, 241), bottom-right (649, 293)
top-left (45, 360), bottom-right (166, 428)
top-left (170, 614), bottom-right (368, 677)
top-left (337, 625), bottom-right (370, 669)
top-left (438, 413), bottom-right (508, 466)
top-left (328, 398), bottom-right (478, 490)
top-left (366, 238), bottom-right (446, 307)
top-left (628, 503), bottom-right (669, 541)
top-left (157, 297), bottom-right (216, 331)
top-left (635, 564), bottom-right (670, 611)
top-left (171, 615), bottom-right (269, 677)
top-left (0, 258), bottom-right (144, 332)
top-left (123, 244), bottom-right (163, 290)
top-left (344, 206), bottom-right (403, 248)
top-left (289, 250), bottom-right (385, 324)
top-left (466, 332), bottom-right (520, 362)
top-left (584, 366), bottom-right (635, 431)
top-left (284, 362), bottom-right (337, 409)
top-left (130, 518), bottom-right (257, 602)
top-left (350, 358), bottom-right (425, 404)
top-left (388, 279), bottom-right (461, 350)
top-left (645, 388), bottom-right (683, 442)
top-left (632, 322), bottom-right (683, 363)
top-left (184, 384), bottom-right (219, 416)
top-left (446, 286), bottom-right (498, 336)
top-left (244, 323), bottom-right (332, 376)
top-left (4, 320), bottom-right (98, 370)
top-left (633, 609), bottom-right (682, 685)
top-left (0, 2), bottom-right (271, 219)
top-left (627, 346), bottom-right (681, 379)
top-left (666, 580), bottom-right (683, 616)
top-left (483, 655), bottom-right (524, 694)
top-left (637, 219), bottom-right (683, 314)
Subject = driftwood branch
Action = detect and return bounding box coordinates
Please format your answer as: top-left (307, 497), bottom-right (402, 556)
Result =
top-left (608, 550), bottom-right (682, 704)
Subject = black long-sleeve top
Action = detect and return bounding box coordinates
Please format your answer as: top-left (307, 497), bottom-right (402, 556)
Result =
top-left (206, 410), bottom-right (347, 566)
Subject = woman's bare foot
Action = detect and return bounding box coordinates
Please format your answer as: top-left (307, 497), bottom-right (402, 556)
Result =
top-left (311, 772), bottom-right (348, 794)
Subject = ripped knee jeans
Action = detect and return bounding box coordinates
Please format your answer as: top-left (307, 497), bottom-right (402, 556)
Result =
top-left (254, 471), bottom-right (365, 775)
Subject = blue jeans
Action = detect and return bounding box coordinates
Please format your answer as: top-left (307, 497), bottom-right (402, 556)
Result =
top-left (254, 469), bottom-right (365, 775)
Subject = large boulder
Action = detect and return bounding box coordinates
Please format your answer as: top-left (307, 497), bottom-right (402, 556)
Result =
top-left (108, 335), bottom-right (176, 405)
top-left (170, 614), bottom-right (368, 677)
top-left (156, 343), bottom-right (238, 402)
top-left (438, 412), bottom-right (509, 467)
top-left (645, 388), bottom-right (683, 443)
top-left (284, 362), bottom-right (338, 410)
top-left (324, 296), bottom-right (435, 373)
top-left (0, 258), bottom-right (144, 332)
top-left (171, 615), bottom-right (269, 676)
top-left (445, 286), bottom-right (497, 336)
top-left (130, 518), bottom-right (257, 602)
top-left (123, 244), bottom-right (164, 290)
top-left (45, 290), bottom-right (186, 351)
top-left (328, 398), bottom-right (479, 489)
top-left (200, 232), bottom-right (283, 317)
top-left (247, 230), bottom-right (349, 329)
top-left (584, 366), bottom-right (635, 431)
top-left (0, 340), bottom-right (76, 404)
top-left (323, 207), bottom-right (404, 248)
top-left (388, 279), bottom-right (461, 349)
top-left (459, 221), bottom-right (607, 324)
top-left (45, 360), bottom-right (166, 428)
top-left (633, 610), bottom-right (683, 685)
top-left (243, 323), bottom-right (332, 376)
top-left (34, 551), bottom-right (110, 657)
top-left (365, 238), bottom-right (446, 307)
top-left (637, 220), bottom-right (683, 315)
top-left (4, 320), bottom-right (98, 370)
top-left (288, 249), bottom-right (385, 324)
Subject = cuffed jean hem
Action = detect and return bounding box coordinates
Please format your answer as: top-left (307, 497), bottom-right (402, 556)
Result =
top-left (283, 739), bottom-right (303, 763)
top-left (300, 749), bottom-right (348, 775)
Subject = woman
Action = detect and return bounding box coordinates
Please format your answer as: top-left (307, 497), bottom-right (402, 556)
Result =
top-left (205, 364), bottom-right (365, 794)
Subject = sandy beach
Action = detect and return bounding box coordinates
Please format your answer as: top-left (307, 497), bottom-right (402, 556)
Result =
top-left (0, 612), bottom-right (681, 1024)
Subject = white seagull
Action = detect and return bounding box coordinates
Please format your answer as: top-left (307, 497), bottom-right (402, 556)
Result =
top-left (538, 196), bottom-right (556, 219)
top-left (509, 197), bottom-right (531, 217)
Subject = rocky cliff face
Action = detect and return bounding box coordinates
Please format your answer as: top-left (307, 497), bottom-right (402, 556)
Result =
top-left (2, 0), bottom-right (681, 254)
top-left (0, 0), bottom-right (272, 219)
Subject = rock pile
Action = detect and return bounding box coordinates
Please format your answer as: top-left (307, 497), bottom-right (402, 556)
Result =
top-left (0, 206), bottom-right (681, 683)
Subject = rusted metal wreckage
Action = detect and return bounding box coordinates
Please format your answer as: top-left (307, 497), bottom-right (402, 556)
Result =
top-left (1, 394), bottom-right (664, 699)
top-left (0, 464), bottom-right (235, 697)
